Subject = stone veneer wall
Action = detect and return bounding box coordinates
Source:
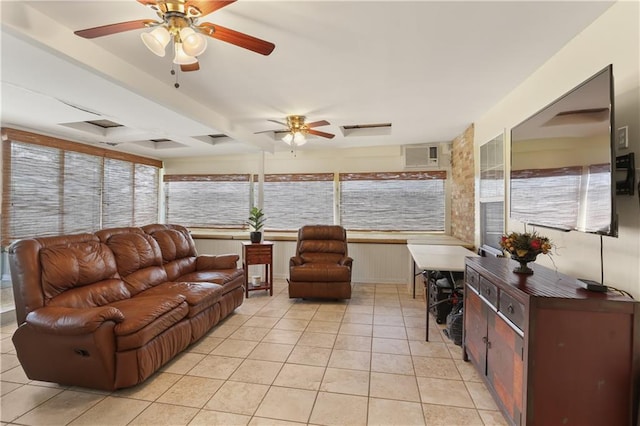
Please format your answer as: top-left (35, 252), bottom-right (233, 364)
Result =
top-left (450, 124), bottom-right (475, 245)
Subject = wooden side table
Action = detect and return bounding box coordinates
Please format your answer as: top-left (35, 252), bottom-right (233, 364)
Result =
top-left (242, 241), bottom-right (273, 298)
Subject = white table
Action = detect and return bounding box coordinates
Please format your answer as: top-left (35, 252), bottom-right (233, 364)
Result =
top-left (407, 244), bottom-right (479, 341)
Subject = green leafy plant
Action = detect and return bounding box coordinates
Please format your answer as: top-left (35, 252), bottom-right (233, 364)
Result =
top-left (247, 207), bottom-right (266, 232)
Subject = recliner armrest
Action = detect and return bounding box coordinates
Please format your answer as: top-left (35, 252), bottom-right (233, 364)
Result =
top-left (25, 306), bottom-right (124, 335)
top-left (339, 256), bottom-right (353, 268)
top-left (196, 254), bottom-right (239, 270)
top-left (290, 256), bottom-right (304, 267)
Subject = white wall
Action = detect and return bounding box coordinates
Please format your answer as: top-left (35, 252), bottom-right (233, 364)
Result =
top-left (164, 145), bottom-right (408, 175)
top-left (474, 1), bottom-right (640, 297)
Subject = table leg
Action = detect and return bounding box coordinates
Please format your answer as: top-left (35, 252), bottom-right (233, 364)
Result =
top-left (412, 259), bottom-right (416, 299)
top-left (425, 270), bottom-right (430, 341)
top-left (244, 262), bottom-right (249, 298)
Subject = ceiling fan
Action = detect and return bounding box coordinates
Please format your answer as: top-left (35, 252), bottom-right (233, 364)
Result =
top-left (74, 0), bottom-right (275, 73)
top-left (260, 115), bottom-right (335, 146)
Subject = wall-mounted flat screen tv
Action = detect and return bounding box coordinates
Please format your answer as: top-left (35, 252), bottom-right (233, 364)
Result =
top-left (510, 65), bottom-right (617, 237)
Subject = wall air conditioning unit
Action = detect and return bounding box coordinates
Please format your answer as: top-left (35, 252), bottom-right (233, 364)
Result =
top-left (403, 144), bottom-right (439, 168)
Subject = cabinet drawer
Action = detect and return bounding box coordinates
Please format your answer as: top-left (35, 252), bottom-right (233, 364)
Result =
top-left (499, 291), bottom-right (525, 330)
top-left (247, 247), bottom-right (272, 256)
top-left (479, 277), bottom-right (498, 308)
top-left (247, 254), bottom-right (271, 264)
top-left (465, 267), bottom-right (479, 290)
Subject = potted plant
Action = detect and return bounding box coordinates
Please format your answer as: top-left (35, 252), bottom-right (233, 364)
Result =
top-left (247, 207), bottom-right (266, 243)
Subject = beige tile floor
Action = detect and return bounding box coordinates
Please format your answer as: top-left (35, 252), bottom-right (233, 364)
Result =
top-left (0, 280), bottom-right (509, 426)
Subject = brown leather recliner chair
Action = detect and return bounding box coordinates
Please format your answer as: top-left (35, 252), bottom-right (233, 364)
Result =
top-left (288, 225), bottom-right (353, 299)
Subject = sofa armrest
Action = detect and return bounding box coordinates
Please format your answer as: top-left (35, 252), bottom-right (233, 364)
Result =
top-left (196, 254), bottom-right (239, 270)
top-left (340, 256), bottom-right (353, 268)
top-left (290, 256), bottom-right (304, 267)
top-left (25, 306), bottom-right (124, 336)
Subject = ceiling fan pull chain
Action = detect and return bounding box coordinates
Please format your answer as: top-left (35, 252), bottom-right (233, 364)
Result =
top-left (170, 66), bottom-right (180, 89)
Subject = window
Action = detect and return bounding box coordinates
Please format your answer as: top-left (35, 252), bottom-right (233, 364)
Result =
top-left (259, 173), bottom-right (334, 230)
top-left (134, 164), bottom-right (160, 226)
top-left (339, 171), bottom-right (446, 231)
top-left (5, 141), bottom-right (62, 240)
top-left (1, 129), bottom-right (161, 245)
top-left (102, 158), bottom-right (134, 228)
top-left (164, 174), bottom-right (250, 227)
top-left (479, 134), bottom-right (505, 252)
top-left (63, 151), bottom-right (102, 234)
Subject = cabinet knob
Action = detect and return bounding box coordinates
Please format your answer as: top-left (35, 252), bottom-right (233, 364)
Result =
top-left (485, 288), bottom-right (491, 295)
top-left (507, 304), bottom-right (514, 314)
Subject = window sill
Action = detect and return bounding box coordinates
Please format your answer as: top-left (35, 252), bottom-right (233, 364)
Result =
top-left (188, 228), bottom-right (471, 246)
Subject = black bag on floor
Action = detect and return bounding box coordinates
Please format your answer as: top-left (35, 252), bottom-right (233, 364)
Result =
top-left (423, 272), bottom-right (453, 324)
top-left (444, 302), bottom-right (464, 346)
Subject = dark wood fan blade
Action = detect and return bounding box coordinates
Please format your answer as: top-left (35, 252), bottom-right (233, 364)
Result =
top-left (254, 129), bottom-right (281, 134)
top-left (197, 23), bottom-right (275, 56)
top-left (74, 19), bottom-right (157, 38)
top-left (268, 119), bottom-right (288, 127)
top-left (74, 19), bottom-right (156, 39)
top-left (306, 120), bottom-right (330, 128)
top-left (181, 62), bottom-right (200, 72)
top-left (187, 0), bottom-right (236, 17)
top-left (307, 129), bottom-right (335, 139)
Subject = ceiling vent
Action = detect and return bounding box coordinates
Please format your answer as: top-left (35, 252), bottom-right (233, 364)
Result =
top-left (86, 119), bottom-right (123, 129)
top-left (403, 144), bottom-right (439, 168)
top-left (130, 138), bottom-right (185, 149)
top-left (340, 122), bottom-right (392, 137)
top-left (193, 134), bottom-right (232, 145)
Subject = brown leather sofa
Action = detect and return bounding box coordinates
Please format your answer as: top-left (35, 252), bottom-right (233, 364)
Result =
top-left (288, 225), bottom-right (353, 299)
top-left (8, 224), bottom-right (244, 390)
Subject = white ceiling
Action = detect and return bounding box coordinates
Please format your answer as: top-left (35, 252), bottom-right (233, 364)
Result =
top-left (0, 1), bottom-right (614, 160)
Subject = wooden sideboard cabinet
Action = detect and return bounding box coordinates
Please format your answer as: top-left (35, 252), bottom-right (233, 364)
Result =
top-left (463, 256), bottom-right (639, 426)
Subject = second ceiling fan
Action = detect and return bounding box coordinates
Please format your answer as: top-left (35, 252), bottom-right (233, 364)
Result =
top-left (262, 115), bottom-right (335, 146)
top-left (74, 0), bottom-right (275, 73)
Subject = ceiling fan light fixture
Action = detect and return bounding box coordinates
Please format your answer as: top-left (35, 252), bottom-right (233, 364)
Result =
top-left (141, 26), bottom-right (170, 57)
top-left (293, 131), bottom-right (307, 145)
top-left (282, 132), bottom-right (294, 145)
top-left (173, 43), bottom-right (198, 65)
top-left (180, 27), bottom-right (207, 56)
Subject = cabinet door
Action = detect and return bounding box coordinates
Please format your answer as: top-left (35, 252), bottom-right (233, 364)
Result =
top-left (487, 313), bottom-right (524, 426)
top-left (464, 288), bottom-right (487, 370)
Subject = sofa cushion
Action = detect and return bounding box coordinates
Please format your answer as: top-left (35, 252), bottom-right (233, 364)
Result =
top-left (108, 295), bottom-right (188, 351)
top-left (176, 269), bottom-right (244, 293)
top-left (102, 232), bottom-right (168, 294)
top-left (47, 279), bottom-right (131, 309)
top-left (145, 228), bottom-right (199, 281)
top-left (136, 282), bottom-right (223, 318)
top-left (40, 241), bottom-right (120, 300)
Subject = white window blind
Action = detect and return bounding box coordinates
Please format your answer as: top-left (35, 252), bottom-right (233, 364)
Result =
top-left (339, 171), bottom-right (446, 231)
top-left (164, 174), bottom-right (250, 227)
top-left (2, 129), bottom-right (161, 245)
top-left (259, 173), bottom-right (334, 230)
top-left (6, 141), bottom-right (62, 240)
top-left (479, 135), bottom-right (504, 251)
top-left (134, 164), bottom-right (160, 226)
top-left (102, 158), bottom-right (134, 228)
top-left (63, 151), bottom-right (102, 234)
